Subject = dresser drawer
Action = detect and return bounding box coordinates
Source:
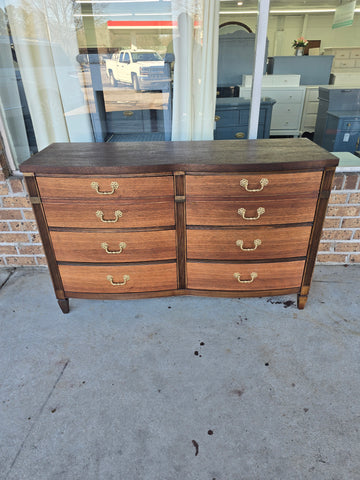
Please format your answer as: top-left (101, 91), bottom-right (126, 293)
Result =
top-left (271, 104), bottom-right (302, 130)
top-left (187, 261), bottom-right (305, 291)
top-left (186, 172), bottom-right (322, 198)
top-left (37, 175), bottom-right (174, 200)
top-left (43, 200), bottom-right (175, 228)
top-left (186, 197), bottom-right (317, 226)
top-left (187, 226), bottom-right (312, 261)
top-left (51, 230), bottom-right (176, 263)
top-left (59, 263), bottom-right (177, 294)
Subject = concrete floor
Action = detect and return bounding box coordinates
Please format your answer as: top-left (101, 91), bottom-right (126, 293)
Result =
top-left (0, 265), bottom-right (360, 480)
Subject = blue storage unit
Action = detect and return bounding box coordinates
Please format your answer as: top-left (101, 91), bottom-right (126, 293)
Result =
top-left (267, 56), bottom-right (334, 85)
top-left (214, 97), bottom-right (276, 140)
top-left (314, 87), bottom-right (360, 152)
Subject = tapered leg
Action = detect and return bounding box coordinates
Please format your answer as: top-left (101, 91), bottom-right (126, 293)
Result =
top-left (297, 294), bottom-right (308, 310)
top-left (58, 298), bottom-right (70, 314)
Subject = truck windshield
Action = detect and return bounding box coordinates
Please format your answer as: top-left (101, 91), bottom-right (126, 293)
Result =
top-left (132, 52), bottom-right (162, 62)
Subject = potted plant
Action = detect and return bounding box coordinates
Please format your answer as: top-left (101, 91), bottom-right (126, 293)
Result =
top-left (292, 37), bottom-right (308, 56)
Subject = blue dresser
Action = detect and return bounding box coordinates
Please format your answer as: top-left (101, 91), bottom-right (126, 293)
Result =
top-left (266, 56), bottom-right (334, 85)
top-left (314, 87), bottom-right (360, 152)
top-left (214, 98), bottom-right (276, 140)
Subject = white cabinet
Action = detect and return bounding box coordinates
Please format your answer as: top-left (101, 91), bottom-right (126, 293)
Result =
top-left (300, 86), bottom-right (320, 134)
top-left (323, 47), bottom-right (360, 74)
top-left (239, 82), bottom-right (305, 136)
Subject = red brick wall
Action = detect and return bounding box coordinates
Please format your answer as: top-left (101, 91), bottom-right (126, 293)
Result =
top-left (1, 164), bottom-right (360, 267)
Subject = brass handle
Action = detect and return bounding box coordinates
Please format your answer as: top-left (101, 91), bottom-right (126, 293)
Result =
top-left (240, 178), bottom-right (269, 192)
top-left (235, 132), bottom-right (245, 139)
top-left (107, 274), bottom-right (130, 286)
top-left (123, 110), bottom-right (134, 117)
top-left (233, 272), bottom-right (258, 284)
top-left (236, 239), bottom-right (262, 251)
top-left (214, 115), bottom-right (221, 122)
top-left (91, 181), bottom-right (119, 195)
top-left (238, 207), bottom-right (265, 221)
top-left (356, 137), bottom-right (360, 150)
top-left (96, 210), bottom-right (123, 223)
top-left (101, 242), bottom-right (127, 254)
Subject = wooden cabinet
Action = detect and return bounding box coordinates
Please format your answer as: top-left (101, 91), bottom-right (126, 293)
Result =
top-left (20, 139), bottom-right (338, 313)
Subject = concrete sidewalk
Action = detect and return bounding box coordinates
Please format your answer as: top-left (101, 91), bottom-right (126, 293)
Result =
top-left (0, 265), bottom-right (360, 480)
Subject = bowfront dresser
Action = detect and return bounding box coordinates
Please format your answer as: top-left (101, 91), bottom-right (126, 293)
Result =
top-left (20, 139), bottom-right (338, 313)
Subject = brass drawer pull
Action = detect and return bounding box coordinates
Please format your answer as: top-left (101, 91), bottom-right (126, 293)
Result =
top-left (233, 272), bottom-right (258, 284)
top-left (214, 115), bottom-right (221, 121)
top-left (235, 132), bottom-right (245, 139)
top-left (107, 274), bottom-right (130, 286)
top-left (236, 239), bottom-right (262, 251)
top-left (123, 110), bottom-right (134, 117)
top-left (101, 242), bottom-right (127, 254)
top-left (240, 178), bottom-right (269, 192)
top-left (96, 210), bottom-right (123, 223)
top-left (91, 181), bottom-right (119, 195)
top-left (238, 207), bottom-right (265, 221)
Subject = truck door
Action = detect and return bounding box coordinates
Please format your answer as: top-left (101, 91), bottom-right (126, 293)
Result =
top-left (123, 52), bottom-right (131, 83)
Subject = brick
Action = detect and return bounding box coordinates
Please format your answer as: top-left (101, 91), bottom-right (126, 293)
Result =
top-left (6, 256), bottom-right (37, 266)
top-left (349, 254), bottom-right (360, 263)
top-left (326, 206), bottom-right (360, 217)
top-left (18, 245), bottom-right (44, 255)
top-left (323, 218), bottom-right (341, 228)
top-left (321, 230), bottom-right (353, 241)
top-left (335, 242), bottom-right (360, 252)
top-left (0, 172), bottom-right (5, 182)
top-left (341, 218), bottom-right (360, 228)
top-left (318, 242), bottom-right (332, 252)
top-left (353, 230), bottom-right (360, 239)
top-left (36, 256), bottom-right (47, 266)
top-left (332, 173), bottom-right (344, 190)
top-left (316, 253), bottom-right (347, 263)
top-left (29, 233), bottom-right (41, 243)
top-left (0, 209), bottom-right (23, 220)
top-left (328, 193), bottom-right (348, 204)
top-left (349, 193), bottom-right (360, 204)
top-left (0, 245), bottom-right (17, 255)
top-left (8, 177), bottom-right (25, 194)
top-left (0, 183), bottom-right (9, 195)
top-left (0, 222), bottom-right (9, 232)
top-left (9, 221), bottom-right (37, 232)
top-left (0, 233), bottom-right (30, 243)
top-left (23, 209), bottom-right (35, 220)
top-left (0, 257), bottom-right (5, 265)
top-left (344, 174), bottom-right (359, 190)
top-left (2, 197), bottom-right (31, 208)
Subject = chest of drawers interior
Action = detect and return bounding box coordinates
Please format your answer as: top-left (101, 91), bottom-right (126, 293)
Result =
top-left (20, 139), bottom-right (338, 313)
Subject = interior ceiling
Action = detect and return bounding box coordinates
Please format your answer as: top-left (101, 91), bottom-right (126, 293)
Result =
top-left (220, 0), bottom-right (359, 9)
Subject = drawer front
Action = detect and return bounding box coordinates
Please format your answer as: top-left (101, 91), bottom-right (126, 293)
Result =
top-left (44, 200), bottom-right (175, 228)
top-left (214, 109), bottom-right (239, 126)
top-left (51, 230), bottom-right (176, 263)
top-left (272, 90), bottom-right (303, 104)
top-left (186, 198), bottom-right (318, 226)
top-left (214, 127), bottom-right (248, 140)
top-left (307, 88), bottom-right (319, 102)
top-left (187, 226), bottom-right (312, 260)
top-left (59, 263), bottom-right (177, 294)
top-left (271, 104), bottom-right (302, 130)
top-left (187, 261), bottom-right (305, 291)
top-left (302, 113), bottom-right (317, 129)
top-left (333, 59), bottom-right (355, 69)
top-left (306, 102), bottom-right (319, 115)
top-left (37, 176), bottom-right (174, 200)
top-left (350, 50), bottom-right (360, 59)
top-left (186, 172), bottom-right (322, 198)
top-left (334, 50), bottom-right (350, 59)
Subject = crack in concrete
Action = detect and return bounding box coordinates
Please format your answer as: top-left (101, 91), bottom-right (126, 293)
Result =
top-left (5, 359), bottom-right (70, 479)
top-left (0, 268), bottom-right (16, 290)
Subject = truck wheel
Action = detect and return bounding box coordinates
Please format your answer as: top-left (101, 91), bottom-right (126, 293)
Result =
top-left (132, 74), bottom-right (140, 92)
top-left (109, 71), bottom-right (118, 87)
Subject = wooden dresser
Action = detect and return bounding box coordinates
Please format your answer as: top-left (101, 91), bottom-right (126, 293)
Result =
top-left (20, 139), bottom-right (338, 313)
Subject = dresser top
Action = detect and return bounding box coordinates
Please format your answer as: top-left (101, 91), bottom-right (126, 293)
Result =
top-left (20, 139), bottom-right (338, 175)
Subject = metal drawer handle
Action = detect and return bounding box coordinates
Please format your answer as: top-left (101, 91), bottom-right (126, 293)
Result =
top-left (101, 242), bottom-right (127, 254)
top-left (236, 239), bottom-right (262, 251)
top-left (238, 207), bottom-right (265, 221)
top-left (233, 272), bottom-right (258, 284)
top-left (107, 274), bottom-right (130, 286)
top-left (214, 115), bottom-right (221, 121)
top-left (240, 178), bottom-right (269, 192)
top-left (123, 110), bottom-right (134, 116)
top-left (235, 132), bottom-right (246, 139)
top-left (91, 181), bottom-right (119, 195)
top-left (96, 210), bottom-right (123, 223)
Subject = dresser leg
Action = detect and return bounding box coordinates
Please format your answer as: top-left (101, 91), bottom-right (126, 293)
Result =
top-left (297, 294), bottom-right (308, 310)
top-left (58, 298), bottom-right (70, 314)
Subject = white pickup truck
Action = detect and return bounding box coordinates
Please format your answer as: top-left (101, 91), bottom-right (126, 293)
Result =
top-left (105, 49), bottom-right (171, 91)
